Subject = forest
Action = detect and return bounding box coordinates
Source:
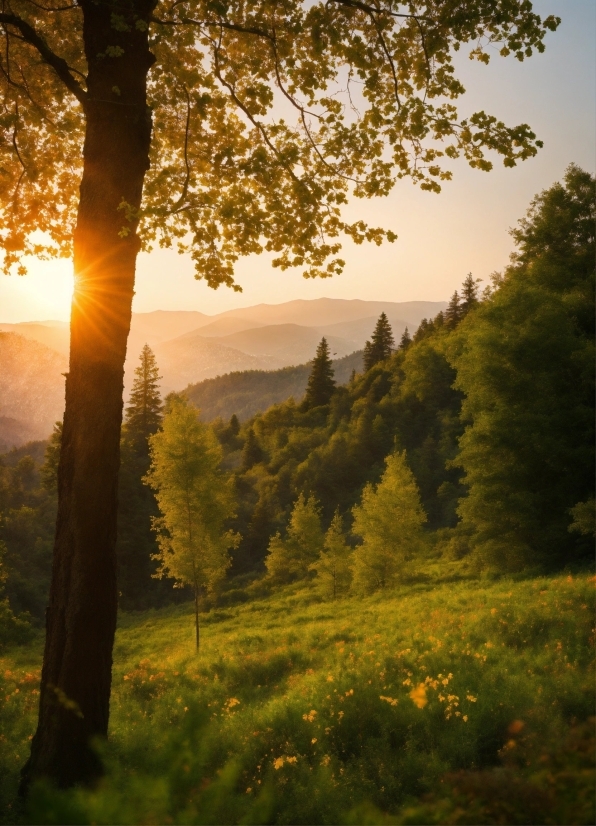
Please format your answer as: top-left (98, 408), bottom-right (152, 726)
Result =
top-left (0, 167), bottom-right (594, 823)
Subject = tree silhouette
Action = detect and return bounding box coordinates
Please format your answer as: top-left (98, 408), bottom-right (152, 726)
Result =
top-left (364, 313), bottom-right (395, 370)
top-left (303, 338), bottom-right (336, 409)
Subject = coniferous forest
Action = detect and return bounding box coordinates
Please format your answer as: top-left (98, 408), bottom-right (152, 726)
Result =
top-left (0, 167), bottom-right (594, 824)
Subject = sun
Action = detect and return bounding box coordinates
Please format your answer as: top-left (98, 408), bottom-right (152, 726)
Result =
top-left (3, 257), bottom-right (75, 322)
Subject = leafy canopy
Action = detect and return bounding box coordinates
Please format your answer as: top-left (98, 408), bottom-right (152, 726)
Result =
top-left (0, 2), bottom-right (558, 278)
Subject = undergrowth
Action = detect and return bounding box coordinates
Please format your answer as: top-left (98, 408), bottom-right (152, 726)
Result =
top-left (1, 566), bottom-right (594, 824)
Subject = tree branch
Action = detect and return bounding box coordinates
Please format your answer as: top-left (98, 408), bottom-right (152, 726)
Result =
top-left (0, 12), bottom-right (86, 104)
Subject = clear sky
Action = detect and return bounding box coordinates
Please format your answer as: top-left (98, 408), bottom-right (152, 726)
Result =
top-left (1, 0), bottom-right (594, 323)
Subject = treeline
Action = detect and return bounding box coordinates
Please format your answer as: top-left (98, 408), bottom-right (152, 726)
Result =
top-left (0, 166), bottom-right (593, 633)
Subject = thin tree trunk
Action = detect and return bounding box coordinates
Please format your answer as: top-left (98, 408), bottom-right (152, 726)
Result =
top-left (21, 1), bottom-right (155, 791)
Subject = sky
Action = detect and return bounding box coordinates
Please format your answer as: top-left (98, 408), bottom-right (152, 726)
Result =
top-left (1, 0), bottom-right (595, 323)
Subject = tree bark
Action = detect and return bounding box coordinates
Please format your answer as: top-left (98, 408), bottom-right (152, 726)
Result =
top-left (21, 0), bottom-right (155, 791)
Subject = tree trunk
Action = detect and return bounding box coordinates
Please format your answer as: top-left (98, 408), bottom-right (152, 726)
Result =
top-left (21, 1), bottom-right (155, 791)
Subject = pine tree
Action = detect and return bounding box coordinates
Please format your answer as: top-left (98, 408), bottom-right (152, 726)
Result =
top-left (309, 510), bottom-right (353, 599)
top-left (363, 313), bottom-right (395, 370)
top-left (145, 397), bottom-right (238, 650)
top-left (265, 493), bottom-right (324, 581)
top-left (445, 291), bottom-right (462, 328)
top-left (399, 326), bottom-right (412, 350)
top-left (352, 451), bottom-right (426, 593)
top-left (116, 346), bottom-right (168, 611)
top-left (229, 414), bottom-right (240, 437)
top-left (125, 345), bottom-right (163, 447)
top-left (302, 338), bottom-right (336, 409)
top-left (460, 273), bottom-right (481, 316)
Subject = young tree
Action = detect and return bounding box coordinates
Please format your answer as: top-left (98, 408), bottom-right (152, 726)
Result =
top-left (265, 493), bottom-right (323, 582)
top-left (302, 338), bottom-right (336, 409)
top-left (309, 510), bottom-right (352, 599)
top-left (10, 1), bottom-right (558, 789)
top-left (352, 451), bottom-right (426, 593)
top-left (364, 313), bottom-right (395, 370)
top-left (144, 398), bottom-right (238, 651)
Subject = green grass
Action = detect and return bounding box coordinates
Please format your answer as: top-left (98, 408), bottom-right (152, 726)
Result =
top-left (1, 565), bottom-right (594, 824)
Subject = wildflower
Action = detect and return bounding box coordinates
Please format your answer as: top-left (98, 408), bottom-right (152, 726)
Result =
top-left (463, 715), bottom-right (468, 722)
top-left (311, 738), bottom-right (317, 744)
top-left (345, 689), bottom-right (354, 696)
top-left (273, 757), bottom-right (285, 770)
top-left (380, 696), bottom-right (398, 707)
top-left (466, 694), bottom-right (477, 703)
top-left (409, 684), bottom-right (428, 709)
top-left (326, 675), bottom-right (334, 682)
top-left (303, 710), bottom-right (317, 722)
top-left (321, 755), bottom-right (331, 766)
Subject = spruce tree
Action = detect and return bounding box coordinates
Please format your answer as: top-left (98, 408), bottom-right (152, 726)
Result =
top-left (302, 338), bottom-right (336, 409)
top-left (445, 291), bottom-right (462, 328)
top-left (460, 273), bottom-right (481, 316)
top-left (399, 327), bottom-right (412, 350)
top-left (363, 313), bottom-right (395, 370)
top-left (117, 346), bottom-right (167, 610)
top-left (125, 345), bottom-right (163, 447)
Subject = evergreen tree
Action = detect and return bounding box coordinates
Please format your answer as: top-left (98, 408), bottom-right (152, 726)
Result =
top-left (145, 398), bottom-right (238, 650)
top-left (229, 414), bottom-right (240, 437)
top-left (302, 338), bottom-right (336, 409)
top-left (117, 347), bottom-right (168, 611)
top-left (265, 493), bottom-right (324, 581)
top-left (364, 313), bottom-right (395, 370)
top-left (452, 167), bottom-right (595, 571)
top-left (242, 428), bottom-right (264, 471)
top-left (460, 273), bottom-right (481, 316)
top-left (309, 510), bottom-right (352, 599)
top-left (399, 327), bottom-right (412, 350)
top-left (352, 451), bottom-right (427, 593)
top-left (40, 422), bottom-right (62, 492)
top-left (445, 291), bottom-right (462, 328)
top-left (125, 345), bottom-right (163, 447)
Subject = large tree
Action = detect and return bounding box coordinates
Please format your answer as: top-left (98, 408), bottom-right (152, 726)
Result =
top-left (302, 337), bottom-right (336, 409)
top-left (4, 0), bottom-right (558, 789)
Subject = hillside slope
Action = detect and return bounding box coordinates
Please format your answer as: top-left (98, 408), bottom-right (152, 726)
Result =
top-left (0, 333), bottom-right (66, 449)
top-left (186, 350), bottom-right (363, 421)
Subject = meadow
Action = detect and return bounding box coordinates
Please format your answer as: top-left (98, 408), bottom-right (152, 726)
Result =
top-left (1, 563), bottom-right (594, 824)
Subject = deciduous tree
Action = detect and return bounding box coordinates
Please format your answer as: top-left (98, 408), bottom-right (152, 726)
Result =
top-left (6, 0), bottom-right (558, 788)
top-left (266, 493), bottom-right (323, 581)
top-left (144, 397), bottom-right (238, 650)
top-left (352, 451), bottom-right (426, 592)
top-left (310, 509), bottom-right (352, 599)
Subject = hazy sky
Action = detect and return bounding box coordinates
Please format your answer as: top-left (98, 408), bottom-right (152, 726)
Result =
top-left (2, 0), bottom-right (595, 323)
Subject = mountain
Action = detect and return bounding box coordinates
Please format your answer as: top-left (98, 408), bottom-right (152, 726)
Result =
top-left (1, 298), bottom-right (447, 444)
top-left (152, 335), bottom-right (280, 395)
top-left (0, 321), bottom-right (70, 357)
top-left (186, 351), bottom-right (364, 423)
top-left (0, 333), bottom-right (67, 450)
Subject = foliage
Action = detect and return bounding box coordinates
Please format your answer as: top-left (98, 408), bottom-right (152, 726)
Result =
top-left (302, 338), bottom-right (336, 410)
top-left (1, 568), bottom-right (593, 823)
top-left (352, 452), bottom-right (427, 593)
top-left (0, 3), bottom-right (558, 280)
top-left (310, 510), bottom-right (353, 599)
top-left (145, 398), bottom-right (238, 646)
top-left (364, 313), bottom-right (395, 371)
top-left (265, 493), bottom-right (324, 583)
top-left (451, 166), bottom-right (595, 571)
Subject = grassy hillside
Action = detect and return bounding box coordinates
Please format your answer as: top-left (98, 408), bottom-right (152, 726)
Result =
top-left (2, 567), bottom-right (593, 824)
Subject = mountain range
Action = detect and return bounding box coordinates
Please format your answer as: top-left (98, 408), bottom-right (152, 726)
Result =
top-left (0, 298), bottom-right (446, 448)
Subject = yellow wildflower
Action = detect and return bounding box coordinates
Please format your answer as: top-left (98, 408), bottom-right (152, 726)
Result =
top-left (409, 684), bottom-right (428, 709)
